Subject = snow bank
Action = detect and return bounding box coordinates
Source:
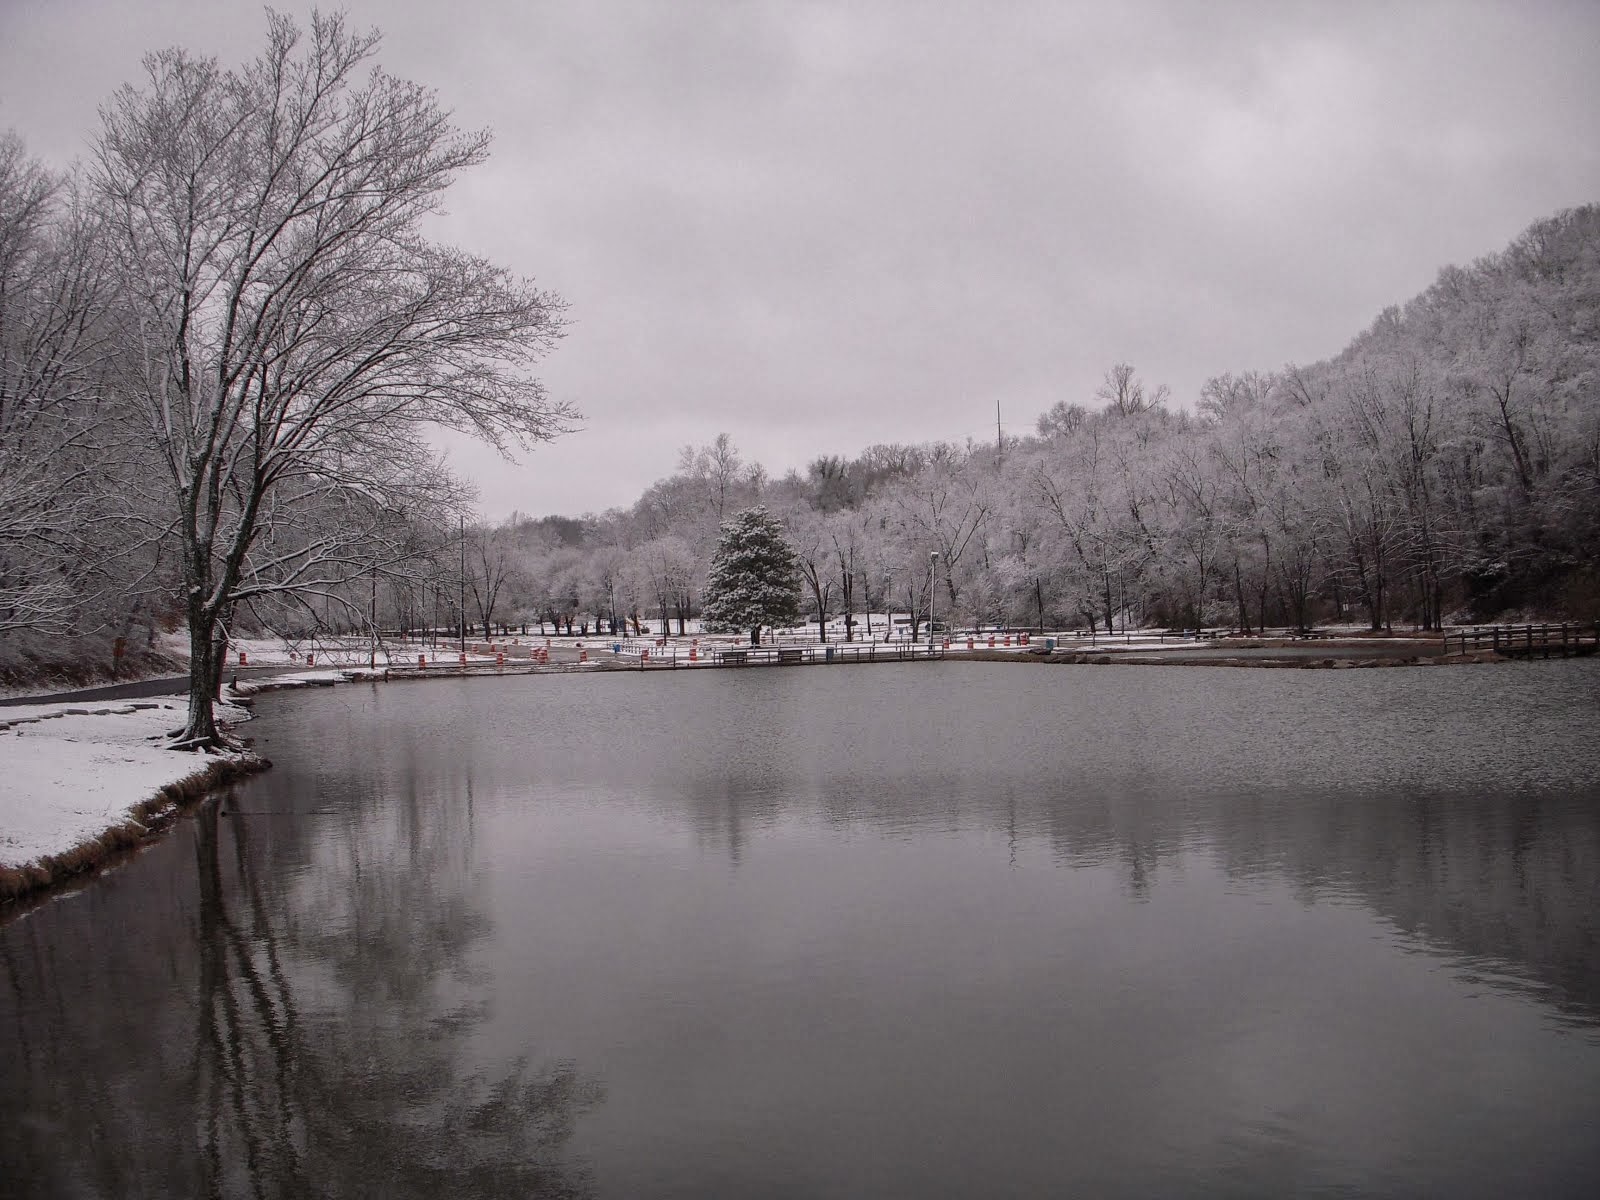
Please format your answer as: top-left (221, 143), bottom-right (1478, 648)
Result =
top-left (0, 697), bottom-right (259, 885)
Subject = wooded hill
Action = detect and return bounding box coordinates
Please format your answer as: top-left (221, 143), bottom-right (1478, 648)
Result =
top-left (468, 203), bottom-right (1598, 637)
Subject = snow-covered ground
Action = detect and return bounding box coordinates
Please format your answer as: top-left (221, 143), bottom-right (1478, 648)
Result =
top-left (0, 696), bottom-right (252, 872)
top-left (225, 635), bottom-right (497, 667)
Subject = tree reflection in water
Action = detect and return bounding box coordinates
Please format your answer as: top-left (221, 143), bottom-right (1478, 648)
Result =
top-left (1, 786), bottom-right (602, 1199)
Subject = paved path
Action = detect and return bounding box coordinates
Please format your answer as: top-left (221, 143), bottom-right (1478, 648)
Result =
top-left (0, 665), bottom-right (303, 708)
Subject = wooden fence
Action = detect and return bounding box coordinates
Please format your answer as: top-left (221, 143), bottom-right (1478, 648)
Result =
top-left (1446, 623), bottom-right (1600, 659)
top-left (641, 642), bottom-right (946, 668)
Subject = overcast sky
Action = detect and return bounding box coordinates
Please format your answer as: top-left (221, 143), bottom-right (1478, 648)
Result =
top-left (3, 1), bottom-right (1598, 519)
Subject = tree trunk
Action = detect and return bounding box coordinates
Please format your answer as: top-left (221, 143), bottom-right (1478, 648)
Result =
top-left (209, 625), bottom-right (229, 702)
top-left (181, 613), bottom-right (221, 748)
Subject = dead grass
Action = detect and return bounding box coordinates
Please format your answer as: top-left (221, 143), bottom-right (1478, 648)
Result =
top-left (0, 629), bottom-right (184, 694)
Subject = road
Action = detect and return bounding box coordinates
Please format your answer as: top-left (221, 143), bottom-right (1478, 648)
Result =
top-left (0, 665), bottom-right (304, 708)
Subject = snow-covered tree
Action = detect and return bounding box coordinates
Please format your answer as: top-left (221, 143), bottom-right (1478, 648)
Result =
top-left (92, 13), bottom-right (572, 746)
top-left (0, 135), bottom-right (123, 637)
top-left (700, 507), bottom-right (801, 645)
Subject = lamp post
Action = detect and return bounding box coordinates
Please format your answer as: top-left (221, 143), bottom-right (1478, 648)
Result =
top-left (928, 551), bottom-right (940, 652)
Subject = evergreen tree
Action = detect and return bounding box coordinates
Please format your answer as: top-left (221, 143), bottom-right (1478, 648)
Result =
top-left (701, 507), bottom-right (802, 645)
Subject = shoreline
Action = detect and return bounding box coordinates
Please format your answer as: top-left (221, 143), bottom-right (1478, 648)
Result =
top-left (0, 696), bottom-right (270, 912)
top-left (0, 662), bottom-right (600, 915)
top-left (959, 637), bottom-right (1508, 669)
top-left (0, 640), bottom-right (1562, 915)
top-left (0, 752), bottom-right (270, 913)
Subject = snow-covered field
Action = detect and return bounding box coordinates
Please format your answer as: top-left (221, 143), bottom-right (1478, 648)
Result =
top-left (225, 635), bottom-right (497, 667)
top-left (0, 697), bottom-right (252, 873)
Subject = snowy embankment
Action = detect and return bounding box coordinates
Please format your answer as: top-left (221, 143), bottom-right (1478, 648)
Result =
top-left (0, 633), bottom-right (504, 905)
top-left (0, 696), bottom-right (266, 902)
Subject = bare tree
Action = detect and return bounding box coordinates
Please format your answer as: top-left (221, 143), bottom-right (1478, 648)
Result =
top-left (466, 523), bottom-right (519, 639)
top-left (92, 13), bottom-right (572, 746)
top-left (1096, 362), bottom-right (1170, 417)
top-left (678, 432), bottom-right (748, 521)
top-left (785, 506), bottom-right (834, 640)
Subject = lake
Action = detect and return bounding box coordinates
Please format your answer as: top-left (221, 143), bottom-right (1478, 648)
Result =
top-left (3, 660), bottom-right (1599, 1197)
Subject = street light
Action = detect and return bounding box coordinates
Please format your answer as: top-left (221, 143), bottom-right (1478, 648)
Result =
top-left (929, 551), bottom-right (940, 652)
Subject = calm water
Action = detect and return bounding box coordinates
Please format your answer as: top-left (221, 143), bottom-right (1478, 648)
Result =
top-left (3, 661), bottom-right (1600, 1198)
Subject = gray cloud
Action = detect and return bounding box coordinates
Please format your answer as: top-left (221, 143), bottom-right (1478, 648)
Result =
top-left (3, 0), bottom-right (1597, 517)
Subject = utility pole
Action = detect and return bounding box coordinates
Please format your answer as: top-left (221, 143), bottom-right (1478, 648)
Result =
top-left (459, 515), bottom-right (466, 653)
top-left (996, 400), bottom-right (1003, 466)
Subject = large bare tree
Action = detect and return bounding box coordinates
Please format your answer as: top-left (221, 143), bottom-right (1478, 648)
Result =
top-left (93, 12), bottom-right (572, 747)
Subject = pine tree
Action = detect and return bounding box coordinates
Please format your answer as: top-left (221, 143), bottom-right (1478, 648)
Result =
top-left (701, 507), bottom-right (802, 645)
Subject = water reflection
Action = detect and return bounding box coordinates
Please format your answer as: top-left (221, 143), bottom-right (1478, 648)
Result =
top-left (1, 756), bottom-right (601, 1198)
top-left (3, 660), bottom-right (1598, 1197)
